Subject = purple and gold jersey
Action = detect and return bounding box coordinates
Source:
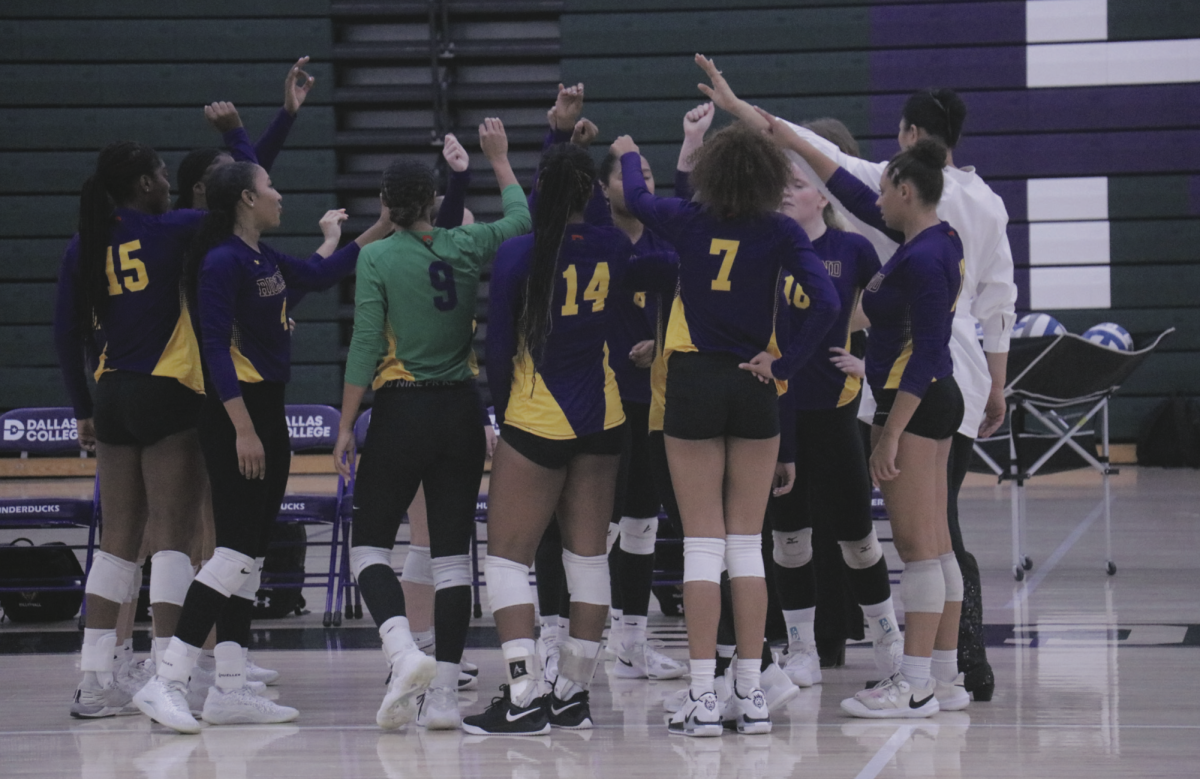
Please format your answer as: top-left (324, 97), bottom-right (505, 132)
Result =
top-left (199, 236), bottom-right (359, 401)
top-left (619, 152), bottom-right (840, 393)
top-left (54, 208), bottom-right (206, 419)
top-left (606, 228), bottom-right (676, 405)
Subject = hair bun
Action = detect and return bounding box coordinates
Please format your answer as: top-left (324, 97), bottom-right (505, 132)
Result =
top-left (909, 137), bottom-right (948, 169)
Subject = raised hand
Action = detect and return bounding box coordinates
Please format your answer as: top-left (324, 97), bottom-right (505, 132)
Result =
top-left (695, 54), bottom-right (740, 112)
top-left (442, 133), bottom-right (469, 173)
top-left (571, 118), bottom-right (599, 148)
top-left (479, 117), bottom-right (509, 161)
top-left (553, 82), bottom-right (585, 132)
top-left (284, 56), bottom-right (316, 115)
top-left (204, 101), bottom-right (243, 133)
top-left (318, 208), bottom-right (349, 242)
top-left (610, 134), bottom-right (639, 158)
top-left (683, 101), bottom-right (715, 141)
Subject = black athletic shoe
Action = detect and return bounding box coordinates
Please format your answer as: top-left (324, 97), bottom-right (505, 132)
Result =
top-left (546, 688), bottom-right (592, 730)
top-left (461, 685), bottom-right (550, 736)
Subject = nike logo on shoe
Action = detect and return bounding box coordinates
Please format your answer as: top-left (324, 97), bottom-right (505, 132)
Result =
top-left (910, 693), bottom-right (935, 709)
top-left (618, 658), bottom-right (634, 667)
top-left (240, 569), bottom-right (251, 574)
top-left (550, 701), bottom-right (580, 716)
top-left (505, 706), bottom-right (540, 722)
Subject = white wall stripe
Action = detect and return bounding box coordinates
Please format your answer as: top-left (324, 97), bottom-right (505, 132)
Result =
top-left (1028, 39), bottom-right (1200, 88)
top-left (1029, 221), bottom-right (1110, 266)
top-left (1030, 266), bottom-right (1111, 309)
top-left (1026, 0), bottom-right (1107, 44)
top-left (1027, 177), bottom-right (1109, 222)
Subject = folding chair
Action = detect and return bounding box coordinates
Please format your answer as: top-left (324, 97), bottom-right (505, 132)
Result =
top-left (0, 408), bottom-right (99, 624)
top-left (273, 404), bottom-right (343, 625)
top-left (971, 329), bottom-right (1174, 580)
top-left (331, 408), bottom-right (373, 626)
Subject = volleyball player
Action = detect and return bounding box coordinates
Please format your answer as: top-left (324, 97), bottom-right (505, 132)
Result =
top-left (55, 143), bottom-right (208, 719)
top-left (612, 125), bottom-right (839, 736)
top-left (699, 57), bottom-right (1013, 701)
top-left (331, 119), bottom-right (529, 731)
top-left (762, 110), bottom-right (968, 717)
top-left (769, 163), bottom-right (903, 688)
top-left (463, 143), bottom-right (675, 736)
top-left (133, 163), bottom-right (393, 734)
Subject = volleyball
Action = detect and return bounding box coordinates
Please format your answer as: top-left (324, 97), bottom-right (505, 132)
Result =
top-left (1013, 313), bottom-right (1067, 338)
top-left (1082, 322), bottom-right (1134, 351)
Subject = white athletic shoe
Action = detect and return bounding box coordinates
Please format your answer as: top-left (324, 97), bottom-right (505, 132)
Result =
top-left (841, 673), bottom-right (939, 719)
top-left (723, 686), bottom-right (772, 735)
top-left (188, 666), bottom-right (265, 714)
top-left (134, 676), bottom-right (202, 734)
top-left (780, 645), bottom-right (822, 688)
top-left (377, 648), bottom-right (437, 730)
top-left (70, 672), bottom-right (137, 719)
top-left (935, 673), bottom-right (971, 711)
top-left (613, 640), bottom-right (688, 680)
top-left (201, 685), bottom-right (299, 725)
top-left (874, 637), bottom-right (904, 678)
top-left (117, 657), bottom-right (155, 698)
top-left (417, 686), bottom-right (462, 730)
top-left (668, 690), bottom-right (724, 738)
top-left (246, 658), bottom-right (280, 686)
top-left (461, 659), bottom-right (479, 676)
top-left (665, 674), bottom-right (729, 714)
top-left (758, 660), bottom-right (801, 712)
top-left (458, 670), bottom-right (479, 691)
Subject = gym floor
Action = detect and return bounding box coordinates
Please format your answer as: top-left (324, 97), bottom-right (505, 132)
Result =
top-left (2, 468), bottom-right (1198, 778)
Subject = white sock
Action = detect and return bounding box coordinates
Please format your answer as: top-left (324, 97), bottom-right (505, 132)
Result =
top-left (558, 614), bottom-right (570, 636)
top-left (900, 655), bottom-right (932, 686)
top-left (539, 620), bottom-right (559, 649)
top-left (735, 658), bottom-right (761, 696)
top-left (622, 614), bottom-right (648, 647)
top-left (80, 629), bottom-right (117, 684)
top-left (862, 597), bottom-right (900, 644)
top-left (413, 629), bottom-right (435, 654)
top-left (689, 658), bottom-right (716, 697)
top-left (502, 638), bottom-right (539, 706)
top-left (380, 616), bottom-right (416, 664)
top-left (213, 641), bottom-right (245, 692)
top-left (433, 661), bottom-right (459, 690)
top-left (153, 637), bottom-right (171, 665)
top-left (157, 637), bottom-right (201, 684)
top-left (118, 639), bottom-right (133, 670)
top-left (931, 649), bottom-right (959, 683)
top-left (782, 607), bottom-right (816, 650)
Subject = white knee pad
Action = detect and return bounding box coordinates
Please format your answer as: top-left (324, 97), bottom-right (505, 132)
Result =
top-left (726, 534), bottom-right (765, 579)
top-left (940, 552), bottom-right (963, 603)
top-left (350, 546), bottom-right (392, 581)
top-left (85, 551), bottom-right (139, 604)
top-left (619, 517), bottom-right (658, 556)
top-left (432, 554), bottom-right (472, 591)
top-left (772, 528), bottom-right (813, 568)
top-left (193, 547), bottom-right (255, 599)
top-left (400, 545), bottom-right (433, 586)
top-left (900, 558), bottom-right (946, 614)
top-left (233, 557), bottom-right (265, 600)
top-left (839, 528), bottom-right (884, 570)
top-left (606, 522), bottom-right (619, 554)
top-left (683, 537), bottom-right (726, 584)
top-left (486, 556), bottom-right (534, 613)
top-left (149, 550), bottom-right (194, 606)
top-left (563, 550), bottom-right (610, 607)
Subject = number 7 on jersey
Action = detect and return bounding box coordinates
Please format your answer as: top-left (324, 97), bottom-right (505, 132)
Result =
top-left (710, 239), bottom-right (739, 291)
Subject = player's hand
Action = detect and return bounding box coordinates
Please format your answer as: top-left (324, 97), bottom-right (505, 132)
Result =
top-left (630, 339), bottom-right (655, 369)
top-left (204, 101), bottom-right (243, 133)
top-left (442, 133), bottom-right (469, 173)
top-left (485, 424), bottom-right (498, 460)
top-left (738, 351), bottom-right (777, 384)
top-left (979, 386), bottom-right (1006, 438)
top-left (479, 118), bottom-right (509, 161)
top-left (683, 102), bottom-right (715, 140)
top-left (236, 430), bottom-right (267, 480)
top-left (571, 118), bottom-right (599, 148)
top-left (829, 347), bottom-right (865, 379)
top-left (319, 209), bottom-right (349, 241)
top-left (553, 82), bottom-right (585, 131)
top-left (284, 56), bottom-right (315, 115)
top-left (869, 434), bottom-right (900, 484)
top-left (772, 462), bottom-right (796, 497)
top-left (610, 134), bottom-right (639, 158)
top-left (76, 418), bottom-right (96, 453)
top-left (333, 427), bottom-right (355, 479)
top-left (695, 54), bottom-right (740, 112)
top-left (287, 318), bottom-right (296, 333)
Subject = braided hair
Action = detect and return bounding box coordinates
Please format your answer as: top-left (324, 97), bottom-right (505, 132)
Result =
top-left (183, 162), bottom-right (259, 309)
top-left (519, 143), bottom-right (596, 364)
top-left (380, 160), bottom-right (436, 229)
top-left (76, 142), bottom-right (163, 327)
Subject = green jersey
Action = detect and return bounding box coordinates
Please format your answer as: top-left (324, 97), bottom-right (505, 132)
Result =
top-left (344, 183), bottom-right (531, 387)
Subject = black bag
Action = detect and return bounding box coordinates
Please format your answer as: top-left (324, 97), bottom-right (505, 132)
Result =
top-left (253, 522), bottom-right (308, 619)
top-left (1138, 395), bottom-right (1200, 468)
top-left (0, 538), bottom-right (85, 623)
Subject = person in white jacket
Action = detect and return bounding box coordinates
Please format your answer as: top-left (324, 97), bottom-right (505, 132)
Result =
top-left (696, 54), bottom-right (1015, 702)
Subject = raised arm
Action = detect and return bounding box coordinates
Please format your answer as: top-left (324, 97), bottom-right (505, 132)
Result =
top-left (434, 133), bottom-right (470, 229)
top-left (612, 137), bottom-right (690, 244)
top-left (206, 102), bottom-right (258, 165)
top-left (454, 119), bottom-right (532, 257)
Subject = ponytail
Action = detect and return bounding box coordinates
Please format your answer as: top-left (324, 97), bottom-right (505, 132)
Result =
top-left (519, 144), bottom-right (595, 363)
top-left (76, 142), bottom-right (162, 329)
top-left (184, 161), bottom-right (259, 309)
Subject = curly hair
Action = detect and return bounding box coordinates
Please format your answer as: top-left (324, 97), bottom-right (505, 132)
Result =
top-left (381, 160), bottom-right (436, 228)
top-left (689, 122), bottom-right (790, 220)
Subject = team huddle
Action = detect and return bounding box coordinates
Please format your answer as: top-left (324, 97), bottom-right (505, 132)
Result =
top-left (54, 53), bottom-right (1015, 738)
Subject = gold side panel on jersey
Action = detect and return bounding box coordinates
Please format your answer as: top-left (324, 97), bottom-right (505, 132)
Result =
top-left (663, 295), bottom-right (698, 359)
top-left (601, 342), bottom-right (626, 431)
top-left (505, 350), bottom-right (579, 441)
top-left (884, 342), bottom-right (913, 390)
top-left (151, 305), bottom-right (204, 393)
top-left (648, 351), bottom-right (667, 433)
top-left (372, 327), bottom-right (416, 389)
top-left (836, 329), bottom-right (861, 407)
top-left (231, 344), bottom-right (265, 384)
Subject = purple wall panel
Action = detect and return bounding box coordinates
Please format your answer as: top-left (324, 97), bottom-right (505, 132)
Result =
top-left (954, 129), bottom-right (1200, 178)
top-left (870, 45), bottom-right (1025, 91)
top-left (871, 2), bottom-right (1024, 47)
top-left (988, 178), bottom-right (1026, 222)
top-left (1191, 175), bottom-right (1200, 217)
